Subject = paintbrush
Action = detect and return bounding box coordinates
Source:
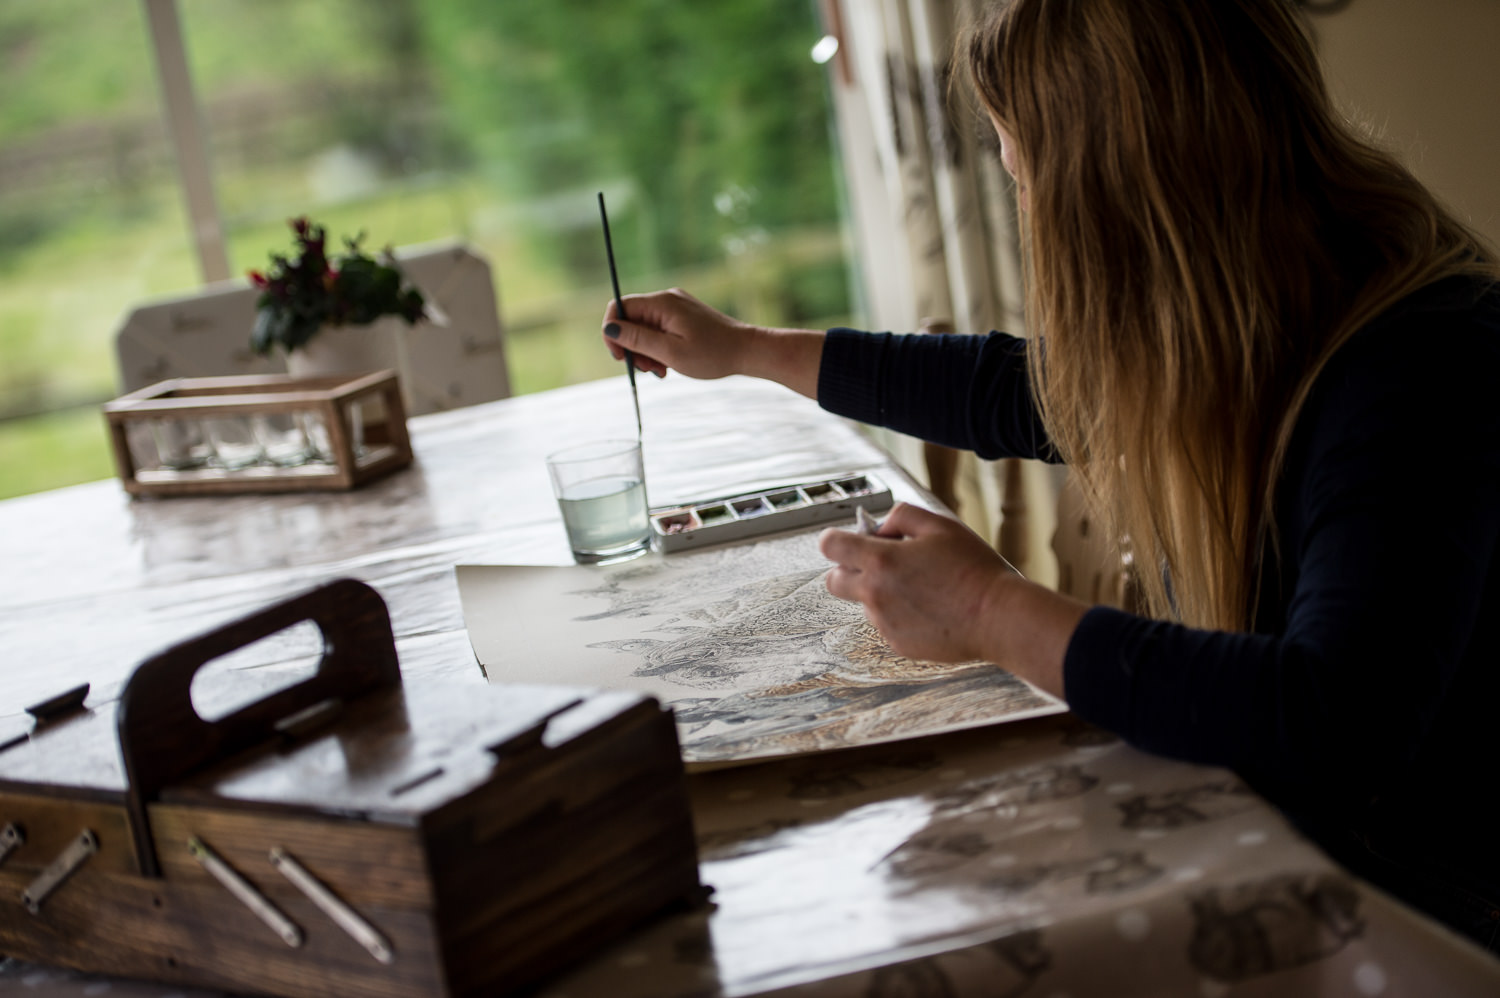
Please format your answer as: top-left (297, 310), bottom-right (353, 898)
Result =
top-left (597, 191), bottom-right (643, 440)
top-left (855, 507), bottom-right (884, 535)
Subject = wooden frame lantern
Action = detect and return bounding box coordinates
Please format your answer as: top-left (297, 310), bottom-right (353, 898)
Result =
top-left (103, 372), bottom-right (413, 497)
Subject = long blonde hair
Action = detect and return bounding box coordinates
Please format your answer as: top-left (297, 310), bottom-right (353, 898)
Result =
top-left (966, 0), bottom-right (1497, 630)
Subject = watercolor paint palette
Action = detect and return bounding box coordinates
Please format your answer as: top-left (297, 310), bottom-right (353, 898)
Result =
top-left (651, 473), bottom-right (893, 552)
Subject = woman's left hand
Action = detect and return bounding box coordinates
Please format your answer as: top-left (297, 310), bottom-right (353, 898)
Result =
top-left (820, 502), bottom-right (1086, 698)
top-left (820, 503), bottom-right (1013, 663)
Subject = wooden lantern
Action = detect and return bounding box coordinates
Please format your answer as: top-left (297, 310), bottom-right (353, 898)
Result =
top-left (102, 372), bottom-right (413, 496)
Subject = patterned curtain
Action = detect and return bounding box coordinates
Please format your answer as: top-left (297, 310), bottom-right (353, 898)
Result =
top-left (820, 0), bottom-right (1058, 585)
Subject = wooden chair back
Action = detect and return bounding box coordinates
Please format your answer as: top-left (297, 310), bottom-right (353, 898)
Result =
top-left (113, 242), bottom-right (511, 416)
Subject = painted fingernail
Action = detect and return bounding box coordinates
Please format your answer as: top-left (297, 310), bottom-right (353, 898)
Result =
top-left (604, 322), bottom-right (621, 339)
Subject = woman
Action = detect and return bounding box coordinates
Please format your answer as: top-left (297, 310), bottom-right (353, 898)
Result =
top-left (602, 0), bottom-right (1500, 949)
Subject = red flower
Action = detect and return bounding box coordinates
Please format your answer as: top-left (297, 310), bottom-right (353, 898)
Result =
top-left (249, 216), bottom-right (426, 357)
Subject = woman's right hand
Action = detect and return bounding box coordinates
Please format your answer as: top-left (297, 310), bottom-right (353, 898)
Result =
top-left (601, 288), bottom-right (827, 399)
top-left (602, 288), bottom-right (757, 381)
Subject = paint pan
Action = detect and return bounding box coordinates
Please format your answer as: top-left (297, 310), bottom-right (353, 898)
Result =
top-left (650, 473), bottom-right (894, 552)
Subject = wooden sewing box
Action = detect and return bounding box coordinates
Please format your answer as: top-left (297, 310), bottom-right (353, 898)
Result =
top-left (0, 579), bottom-right (702, 996)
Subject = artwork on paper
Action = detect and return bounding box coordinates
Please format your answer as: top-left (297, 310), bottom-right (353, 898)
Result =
top-left (456, 530), bottom-right (1064, 768)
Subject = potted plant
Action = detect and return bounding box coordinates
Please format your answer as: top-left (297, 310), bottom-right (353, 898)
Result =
top-left (248, 217), bottom-right (428, 383)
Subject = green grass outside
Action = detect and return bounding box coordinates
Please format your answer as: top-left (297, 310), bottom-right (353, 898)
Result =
top-left (0, 408), bottom-right (117, 497)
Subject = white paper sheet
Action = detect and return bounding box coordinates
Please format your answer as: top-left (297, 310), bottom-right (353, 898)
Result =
top-left (457, 530), bottom-right (1064, 768)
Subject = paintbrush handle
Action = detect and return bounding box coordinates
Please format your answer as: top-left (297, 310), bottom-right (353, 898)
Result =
top-left (599, 192), bottom-right (631, 324)
top-left (599, 192), bottom-right (643, 438)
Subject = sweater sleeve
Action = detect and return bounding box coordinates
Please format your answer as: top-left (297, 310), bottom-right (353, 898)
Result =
top-left (817, 328), bottom-right (1061, 462)
top-left (1063, 314), bottom-right (1500, 812)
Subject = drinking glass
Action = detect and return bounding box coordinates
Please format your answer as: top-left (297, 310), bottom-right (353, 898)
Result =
top-left (150, 419), bottom-right (214, 470)
top-left (251, 412), bottom-right (314, 467)
top-left (297, 411), bottom-right (336, 464)
top-left (546, 439), bottom-right (651, 563)
top-left (124, 422), bottom-right (162, 472)
top-left (205, 417), bottom-right (265, 470)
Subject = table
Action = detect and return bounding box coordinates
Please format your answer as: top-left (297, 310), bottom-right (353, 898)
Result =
top-left (2, 374), bottom-right (1497, 996)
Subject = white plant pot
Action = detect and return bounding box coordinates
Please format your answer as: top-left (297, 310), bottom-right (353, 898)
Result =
top-left (285, 317), bottom-right (414, 411)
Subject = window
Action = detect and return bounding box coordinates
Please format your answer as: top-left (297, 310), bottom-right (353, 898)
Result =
top-left (0, 0), bottom-right (852, 498)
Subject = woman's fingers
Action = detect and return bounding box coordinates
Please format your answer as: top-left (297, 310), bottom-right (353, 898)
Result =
top-left (600, 287), bottom-right (749, 380)
top-left (823, 563), bottom-right (862, 602)
top-left (621, 287), bottom-right (707, 329)
top-left (818, 503), bottom-right (1012, 663)
top-left (605, 288), bottom-right (701, 332)
top-left (818, 524), bottom-right (880, 573)
top-left (878, 501), bottom-right (951, 538)
top-left (818, 504), bottom-right (937, 571)
top-left (818, 522), bottom-right (900, 607)
top-left (602, 316), bottom-right (672, 370)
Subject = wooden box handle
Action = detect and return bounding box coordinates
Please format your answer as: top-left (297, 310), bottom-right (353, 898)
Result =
top-left (117, 578), bottom-right (401, 875)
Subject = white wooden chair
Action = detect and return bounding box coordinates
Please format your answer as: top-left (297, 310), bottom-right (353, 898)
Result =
top-left (113, 241), bottom-right (511, 416)
top-left (113, 279), bottom-right (275, 391)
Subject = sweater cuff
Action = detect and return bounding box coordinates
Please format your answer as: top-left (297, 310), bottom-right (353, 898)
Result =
top-left (1062, 605), bottom-right (1142, 734)
top-left (817, 327), bottom-right (889, 425)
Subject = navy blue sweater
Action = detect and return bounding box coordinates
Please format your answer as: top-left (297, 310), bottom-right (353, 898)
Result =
top-left (817, 277), bottom-right (1500, 947)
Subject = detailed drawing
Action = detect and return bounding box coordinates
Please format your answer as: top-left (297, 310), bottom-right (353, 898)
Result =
top-left (458, 531), bottom-right (1063, 767)
top-left (1188, 872), bottom-right (1364, 981)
